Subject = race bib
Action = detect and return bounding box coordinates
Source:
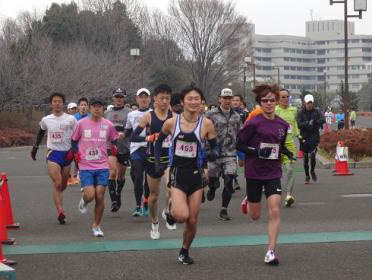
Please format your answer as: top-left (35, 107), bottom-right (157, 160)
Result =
top-left (175, 140), bottom-right (197, 158)
top-left (259, 143), bottom-right (279, 160)
top-left (162, 135), bottom-right (172, 148)
top-left (85, 147), bottom-right (102, 161)
top-left (50, 131), bottom-right (63, 143)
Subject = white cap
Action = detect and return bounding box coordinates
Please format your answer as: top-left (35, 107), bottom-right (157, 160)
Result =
top-left (304, 94), bottom-right (314, 103)
top-left (106, 105), bottom-right (114, 111)
top-left (67, 102), bottom-right (77, 109)
top-left (136, 88), bottom-right (151, 96)
top-left (220, 88), bottom-right (233, 97)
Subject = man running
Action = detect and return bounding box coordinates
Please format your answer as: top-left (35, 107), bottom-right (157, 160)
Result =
top-left (67, 102), bottom-right (77, 115)
top-left (132, 84), bottom-right (174, 239)
top-left (237, 84), bottom-right (294, 265)
top-left (124, 88), bottom-right (152, 217)
top-left (275, 89), bottom-right (300, 207)
top-left (74, 97), bottom-right (89, 121)
top-left (73, 97), bottom-right (119, 237)
top-left (155, 84), bottom-right (217, 264)
top-left (104, 87), bottom-right (131, 212)
top-left (205, 88), bottom-right (241, 220)
top-left (30, 92), bottom-right (77, 224)
top-left (297, 94), bottom-right (325, 184)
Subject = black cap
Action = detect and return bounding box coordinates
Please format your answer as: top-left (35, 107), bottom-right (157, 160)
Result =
top-left (112, 87), bottom-right (126, 97)
top-left (89, 97), bottom-right (105, 106)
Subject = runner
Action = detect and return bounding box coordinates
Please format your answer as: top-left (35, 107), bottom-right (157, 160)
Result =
top-left (131, 84), bottom-right (174, 239)
top-left (237, 83), bottom-right (295, 265)
top-left (74, 97), bottom-right (89, 121)
top-left (205, 88), bottom-right (242, 220)
top-left (154, 84), bottom-right (217, 264)
top-left (72, 97), bottom-right (119, 237)
top-left (275, 89), bottom-right (300, 207)
top-left (297, 94), bottom-right (325, 184)
top-left (67, 102), bottom-right (77, 115)
top-left (30, 92), bottom-right (77, 224)
top-left (124, 88), bottom-right (152, 217)
top-left (104, 87), bottom-right (131, 212)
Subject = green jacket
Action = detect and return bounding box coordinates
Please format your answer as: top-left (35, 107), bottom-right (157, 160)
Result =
top-left (275, 105), bottom-right (300, 145)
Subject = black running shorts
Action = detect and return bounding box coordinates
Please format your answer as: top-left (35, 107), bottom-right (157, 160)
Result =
top-left (246, 178), bottom-right (282, 203)
top-left (169, 166), bottom-right (203, 197)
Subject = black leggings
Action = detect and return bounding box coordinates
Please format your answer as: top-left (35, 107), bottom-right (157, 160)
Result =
top-left (303, 148), bottom-right (317, 176)
top-left (130, 159), bottom-right (150, 207)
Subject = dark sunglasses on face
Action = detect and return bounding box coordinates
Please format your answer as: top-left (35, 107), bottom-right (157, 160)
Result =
top-left (280, 96), bottom-right (289, 99)
top-left (261, 98), bottom-right (276, 104)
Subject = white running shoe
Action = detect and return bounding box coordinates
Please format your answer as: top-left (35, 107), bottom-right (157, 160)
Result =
top-left (150, 222), bottom-right (160, 240)
top-left (264, 250), bottom-right (279, 265)
top-left (92, 226), bottom-right (104, 237)
top-left (78, 197), bottom-right (88, 214)
top-left (162, 209), bottom-right (176, 231)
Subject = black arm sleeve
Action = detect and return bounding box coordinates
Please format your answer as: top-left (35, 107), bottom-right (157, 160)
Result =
top-left (154, 131), bottom-right (168, 164)
top-left (296, 111), bottom-right (308, 130)
top-left (131, 126), bottom-right (146, 142)
top-left (280, 131), bottom-right (294, 158)
top-left (71, 140), bottom-right (78, 153)
top-left (34, 128), bottom-right (46, 147)
top-left (111, 139), bottom-right (118, 147)
top-left (236, 138), bottom-right (258, 156)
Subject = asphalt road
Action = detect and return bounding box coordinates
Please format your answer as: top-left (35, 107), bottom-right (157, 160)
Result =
top-left (0, 142), bottom-right (370, 280)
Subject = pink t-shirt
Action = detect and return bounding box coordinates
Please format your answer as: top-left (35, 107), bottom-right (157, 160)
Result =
top-left (72, 117), bottom-right (119, 170)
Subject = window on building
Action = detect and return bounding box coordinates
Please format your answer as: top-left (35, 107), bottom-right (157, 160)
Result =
top-left (362, 48), bottom-right (372, 52)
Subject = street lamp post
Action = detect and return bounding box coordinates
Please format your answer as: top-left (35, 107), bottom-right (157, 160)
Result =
top-left (130, 48), bottom-right (144, 88)
top-left (323, 70), bottom-right (327, 110)
top-left (244, 56), bottom-right (256, 102)
top-left (272, 63), bottom-right (280, 87)
top-left (330, 0), bottom-right (367, 129)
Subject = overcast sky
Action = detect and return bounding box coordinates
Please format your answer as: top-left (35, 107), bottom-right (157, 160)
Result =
top-left (0, 0), bottom-right (371, 36)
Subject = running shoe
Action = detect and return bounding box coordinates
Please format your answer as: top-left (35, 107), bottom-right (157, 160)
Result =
top-left (311, 171), bottom-right (317, 182)
top-left (285, 195), bottom-right (295, 207)
top-left (305, 176), bottom-right (310, 184)
top-left (206, 188), bottom-right (216, 201)
top-left (142, 203), bottom-right (149, 217)
top-left (219, 209), bottom-right (232, 221)
top-left (78, 197), bottom-right (88, 214)
top-left (241, 196), bottom-right (248, 214)
top-left (57, 209), bottom-right (66, 224)
top-left (178, 253), bottom-right (194, 265)
top-left (132, 207), bottom-right (143, 217)
top-left (264, 250), bottom-right (279, 265)
top-left (150, 222), bottom-right (160, 240)
top-left (110, 201), bottom-right (119, 212)
top-left (162, 209), bottom-right (176, 231)
top-left (92, 226), bottom-right (104, 237)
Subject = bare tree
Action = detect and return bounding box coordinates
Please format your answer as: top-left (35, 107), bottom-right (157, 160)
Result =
top-left (169, 0), bottom-right (251, 97)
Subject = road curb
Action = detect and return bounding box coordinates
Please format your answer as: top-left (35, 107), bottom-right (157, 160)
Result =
top-left (316, 153), bottom-right (372, 169)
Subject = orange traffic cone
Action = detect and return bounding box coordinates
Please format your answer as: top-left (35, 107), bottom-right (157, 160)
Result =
top-left (0, 240), bottom-right (16, 265)
top-left (0, 190), bottom-right (15, 245)
top-left (0, 174), bottom-right (20, 229)
top-left (297, 150), bottom-right (304, 159)
top-left (333, 141), bottom-right (353, 176)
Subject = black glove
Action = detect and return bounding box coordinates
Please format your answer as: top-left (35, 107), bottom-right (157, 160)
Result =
top-left (31, 145), bottom-right (38, 161)
top-left (207, 149), bottom-right (219, 162)
top-left (258, 147), bottom-right (272, 158)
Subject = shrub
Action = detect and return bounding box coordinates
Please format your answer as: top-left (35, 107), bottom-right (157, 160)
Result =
top-left (0, 128), bottom-right (36, 147)
top-left (319, 128), bottom-right (372, 161)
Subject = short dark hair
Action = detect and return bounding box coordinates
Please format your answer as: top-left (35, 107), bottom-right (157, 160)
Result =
top-left (279, 88), bottom-right (290, 95)
top-left (78, 97), bottom-right (88, 105)
top-left (170, 93), bottom-right (181, 107)
top-left (153, 84), bottom-right (172, 96)
top-left (252, 84), bottom-right (279, 104)
top-left (180, 84), bottom-right (204, 101)
top-left (49, 92), bottom-right (65, 104)
top-left (233, 94), bottom-right (244, 102)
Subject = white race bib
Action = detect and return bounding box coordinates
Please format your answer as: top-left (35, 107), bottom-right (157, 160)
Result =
top-left (50, 131), bottom-right (63, 143)
top-left (175, 140), bottom-right (197, 158)
top-left (259, 143), bottom-right (279, 160)
top-left (85, 147), bottom-right (102, 161)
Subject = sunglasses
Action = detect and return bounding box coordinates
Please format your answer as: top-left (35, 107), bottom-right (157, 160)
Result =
top-left (280, 96), bottom-right (289, 99)
top-left (261, 98), bottom-right (276, 104)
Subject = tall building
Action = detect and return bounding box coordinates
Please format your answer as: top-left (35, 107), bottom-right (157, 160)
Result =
top-left (250, 20), bottom-right (372, 96)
